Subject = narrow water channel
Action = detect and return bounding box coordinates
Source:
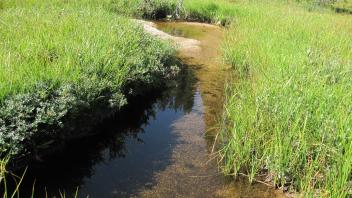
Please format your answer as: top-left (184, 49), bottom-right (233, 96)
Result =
top-left (15, 21), bottom-right (285, 198)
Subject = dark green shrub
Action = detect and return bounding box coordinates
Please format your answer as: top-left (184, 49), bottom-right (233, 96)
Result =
top-left (109, 0), bottom-right (180, 19)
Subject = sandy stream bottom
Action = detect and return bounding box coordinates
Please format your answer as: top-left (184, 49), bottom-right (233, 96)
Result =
top-left (136, 20), bottom-right (286, 198)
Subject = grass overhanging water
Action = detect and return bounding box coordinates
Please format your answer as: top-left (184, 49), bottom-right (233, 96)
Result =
top-left (0, 1), bottom-right (176, 157)
top-left (0, 0), bottom-right (351, 197)
top-left (0, 0), bottom-right (177, 196)
top-left (219, 1), bottom-right (352, 197)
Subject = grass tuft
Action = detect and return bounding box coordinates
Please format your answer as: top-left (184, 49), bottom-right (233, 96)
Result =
top-left (220, 1), bottom-right (352, 197)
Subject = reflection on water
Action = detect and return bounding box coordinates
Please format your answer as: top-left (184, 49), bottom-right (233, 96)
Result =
top-left (11, 21), bottom-right (285, 198)
top-left (155, 21), bottom-right (230, 149)
top-left (15, 66), bottom-right (197, 197)
top-left (154, 21), bottom-right (207, 39)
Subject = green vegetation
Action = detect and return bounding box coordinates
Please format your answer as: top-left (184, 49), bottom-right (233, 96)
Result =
top-left (182, 0), bottom-right (238, 25)
top-left (0, 0), bottom-right (248, 157)
top-left (0, 0), bottom-right (175, 157)
top-left (109, 0), bottom-right (237, 25)
top-left (331, 0), bottom-right (352, 13)
top-left (1, 0), bottom-right (351, 197)
top-left (0, 158), bottom-right (27, 198)
top-left (109, 0), bottom-right (178, 19)
top-left (109, 1), bottom-right (352, 196)
top-left (219, 1), bottom-right (352, 197)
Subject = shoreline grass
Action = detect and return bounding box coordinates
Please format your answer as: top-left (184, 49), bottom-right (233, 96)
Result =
top-left (1, 0), bottom-right (351, 197)
top-left (0, 0), bottom-right (176, 158)
top-left (219, 1), bottom-right (352, 197)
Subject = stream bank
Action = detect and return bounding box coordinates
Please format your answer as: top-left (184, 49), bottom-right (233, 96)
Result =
top-left (11, 21), bottom-right (285, 198)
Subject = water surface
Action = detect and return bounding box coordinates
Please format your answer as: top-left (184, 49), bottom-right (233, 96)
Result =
top-left (15, 21), bottom-right (285, 198)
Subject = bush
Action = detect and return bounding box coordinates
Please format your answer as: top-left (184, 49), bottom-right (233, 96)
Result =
top-left (109, 0), bottom-right (178, 19)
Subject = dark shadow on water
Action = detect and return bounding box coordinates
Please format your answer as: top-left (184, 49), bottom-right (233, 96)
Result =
top-left (9, 66), bottom-right (197, 198)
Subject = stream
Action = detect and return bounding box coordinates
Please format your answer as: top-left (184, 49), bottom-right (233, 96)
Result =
top-left (14, 21), bottom-right (285, 198)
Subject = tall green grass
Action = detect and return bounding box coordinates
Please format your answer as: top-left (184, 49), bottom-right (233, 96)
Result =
top-left (2, 0), bottom-right (351, 196)
top-left (0, 157), bottom-right (28, 198)
top-left (220, 1), bottom-right (352, 197)
top-left (0, 0), bottom-right (175, 156)
top-left (183, 0), bottom-right (239, 25)
top-left (0, 3), bottom-right (171, 101)
top-left (108, 0), bottom-right (238, 25)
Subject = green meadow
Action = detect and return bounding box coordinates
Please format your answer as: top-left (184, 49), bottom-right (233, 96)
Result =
top-left (219, 1), bottom-right (352, 197)
top-left (0, 0), bottom-right (351, 197)
top-left (0, 0), bottom-right (175, 156)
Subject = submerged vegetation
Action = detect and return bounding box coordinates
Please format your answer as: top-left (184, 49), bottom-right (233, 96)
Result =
top-left (0, 0), bottom-right (351, 197)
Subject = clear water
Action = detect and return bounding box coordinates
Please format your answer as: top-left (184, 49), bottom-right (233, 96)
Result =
top-left (13, 22), bottom-right (285, 198)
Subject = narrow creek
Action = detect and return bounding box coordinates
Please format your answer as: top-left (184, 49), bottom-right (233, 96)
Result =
top-left (15, 21), bottom-right (285, 198)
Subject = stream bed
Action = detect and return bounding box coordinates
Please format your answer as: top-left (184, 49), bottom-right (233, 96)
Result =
top-left (14, 21), bottom-right (285, 198)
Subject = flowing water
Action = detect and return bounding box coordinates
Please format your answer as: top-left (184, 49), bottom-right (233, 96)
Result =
top-left (14, 21), bottom-right (285, 198)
